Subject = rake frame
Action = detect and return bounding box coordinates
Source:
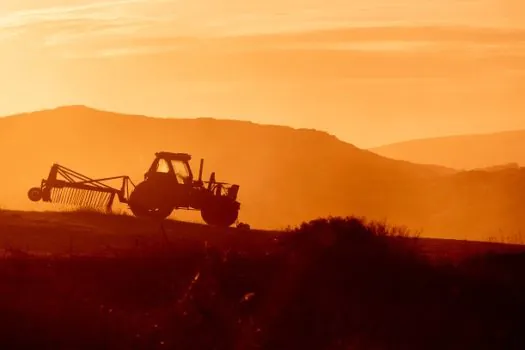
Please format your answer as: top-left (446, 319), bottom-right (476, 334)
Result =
top-left (36, 164), bottom-right (135, 212)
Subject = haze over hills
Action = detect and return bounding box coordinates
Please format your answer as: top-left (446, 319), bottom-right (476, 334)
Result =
top-left (371, 130), bottom-right (525, 170)
top-left (1, 105), bottom-right (524, 240)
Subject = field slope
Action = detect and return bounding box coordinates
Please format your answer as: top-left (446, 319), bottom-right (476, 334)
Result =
top-left (0, 210), bottom-right (524, 349)
top-left (1, 209), bottom-right (523, 259)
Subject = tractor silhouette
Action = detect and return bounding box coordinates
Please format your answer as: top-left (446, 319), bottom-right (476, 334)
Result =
top-left (27, 152), bottom-right (241, 227)
top-left (128, 152), bottom-right (240, 226)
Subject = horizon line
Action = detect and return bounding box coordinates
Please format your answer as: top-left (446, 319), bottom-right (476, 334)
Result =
top-left (1, 103), bottom-right (524, 149)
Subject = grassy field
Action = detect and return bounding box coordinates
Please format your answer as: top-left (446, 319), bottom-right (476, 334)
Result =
top-left (0, 209), bottom-right (524, 349)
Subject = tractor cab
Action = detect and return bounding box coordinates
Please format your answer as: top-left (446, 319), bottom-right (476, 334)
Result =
top-left (145, 152), bottom-right (194, 185)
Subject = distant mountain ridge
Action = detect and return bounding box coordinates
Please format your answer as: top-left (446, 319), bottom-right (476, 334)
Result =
top-left (370, 130), bottom-right (525, 170)
top-left (1, 105), bottom-right (524, 240)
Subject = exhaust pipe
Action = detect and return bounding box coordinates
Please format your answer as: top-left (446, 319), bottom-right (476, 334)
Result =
top-left (198, 158), bottom-right (204, 183)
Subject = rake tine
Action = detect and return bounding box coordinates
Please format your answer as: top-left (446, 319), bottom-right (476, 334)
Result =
top-left (56, 188), bottom-right (61, 202)
top-left (97, 192), bottom-right (103, 207)
top-left (95, 192), bottom-right (101, 207)
top-left (65, 188), bottom-right (72, 205)
top-left (68, 188), bottom-right (75, 205)
top-left (79, 190), bottom-right (86, 206)
top-left (96, 192), bottom-right (101, 207)
top-left (70, 189), bottom-right (78, 206)
top-left (75, 189), bottom-right (81, 206)
top-left (82, 191), bottom-right (87, 206)
top-left (73, 189), bottom-right (79, 205)
top-left (75, 189), bottom-right (82, 206)
top-left (85, 190), bottom-right (90, 206)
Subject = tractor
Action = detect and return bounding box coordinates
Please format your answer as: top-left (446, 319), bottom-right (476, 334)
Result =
top-left (128, 152), bottom-right (240, 226)
top-left (27, 152), bottom-right (241, 227)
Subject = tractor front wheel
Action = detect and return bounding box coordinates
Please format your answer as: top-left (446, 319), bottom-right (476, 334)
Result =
top-left (201, 203), bottom-right (239, 228)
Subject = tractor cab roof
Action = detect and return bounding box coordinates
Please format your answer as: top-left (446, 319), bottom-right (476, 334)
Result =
top-left (155, 152), bottom-right (192, 161)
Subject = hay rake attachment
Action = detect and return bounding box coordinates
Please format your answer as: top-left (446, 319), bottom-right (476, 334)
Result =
top-left (28, 164), bottom-right (135, 212)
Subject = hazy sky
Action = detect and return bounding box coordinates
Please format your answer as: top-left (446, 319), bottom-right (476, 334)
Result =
top-left (0, 0), bottom-right (524, 147)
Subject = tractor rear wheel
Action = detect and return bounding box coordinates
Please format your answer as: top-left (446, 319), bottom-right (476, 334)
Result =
top-left (128, 182), bottom-right (173, 220)
top-left (129, 204), bottom-right (172, 220)
top-left (201, 202), bottom-right (239, 227)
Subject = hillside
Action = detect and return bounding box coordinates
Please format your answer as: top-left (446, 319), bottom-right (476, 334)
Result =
top-left (370, 130), bottom-right (525, 170)
top-left (0, 210), bottom-right (524, 349)
top-left (1, 209), bottom-right (522, 259)
top-left (0, 106), bottom-right (449, 227)
top-left (1, 105), bottom-right (525, 240)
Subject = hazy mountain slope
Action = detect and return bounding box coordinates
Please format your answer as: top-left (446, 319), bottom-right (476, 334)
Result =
top-left (370, 130), bottom-right (525, 170)
top-left (1, 105), bottom-right (524, 240)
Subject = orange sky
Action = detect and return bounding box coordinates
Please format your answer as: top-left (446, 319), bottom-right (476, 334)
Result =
top-left (0, 0), bottom-right (524, 147)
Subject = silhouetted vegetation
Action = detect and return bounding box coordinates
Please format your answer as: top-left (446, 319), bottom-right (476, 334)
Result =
top-left (0, 215), bottom-right (524, 349)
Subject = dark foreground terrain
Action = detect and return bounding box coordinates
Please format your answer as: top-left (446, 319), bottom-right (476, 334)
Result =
top-left (0, 210), bottom-right (524, 349)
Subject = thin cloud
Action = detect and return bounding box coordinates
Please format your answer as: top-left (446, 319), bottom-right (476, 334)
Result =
top-left (1, 1), bottom-right (525, 59)
top-left (6, 0), bottom-right (523, 47)
top-left (0, 0), bottom-right (147, 27)
top-left (0, 0), bottom-right (172, 52)
top-left (72, 26), bottom-right (525, 58)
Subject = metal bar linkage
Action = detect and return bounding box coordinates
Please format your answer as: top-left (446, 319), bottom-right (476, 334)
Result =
top-left (40, 164), bottom-right (134, 212)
